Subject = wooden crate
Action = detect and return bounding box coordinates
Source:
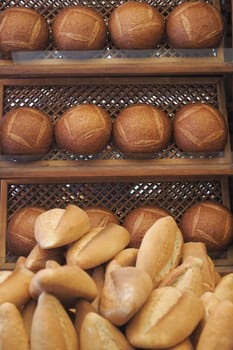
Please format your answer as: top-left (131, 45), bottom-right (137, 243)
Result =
top-left (0, 76), bottom-right (231, 167)
top-left (0, 176), bottom-right (233, 273)
top-left (0, 0), bottom-right (227, 77)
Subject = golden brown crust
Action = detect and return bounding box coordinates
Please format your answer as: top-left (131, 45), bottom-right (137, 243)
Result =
top-left (25, 244), bottom-right (64, 272)
top-left (85, 207), bottom-right (119, 228)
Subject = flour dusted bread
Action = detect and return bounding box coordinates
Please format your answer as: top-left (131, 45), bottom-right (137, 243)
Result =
top-left (31, 292), bottom-right (78, 350)
top-left (166, 1), bottom-right (224, 49)
top-left (34, 204), bottom-right (90, 249)
top-left (113, 104), bottom-right (172, 155)
top-left (109, 1), bottom-right (164, 49)
top-left (126, 286), bottom-right (204, 349)
top-left (0, 107), bottom-right (53, 156)
top-left (0, 7), bottom-right (49, 55)
top-left (173, 103), bottom-right (228, 153)
top-left (55, 104), bottom-right (112, 155)
top-left (180, 201), bottom-right (233, 251)
top-left (136, 216), bottom-right (183, 286)
top-left (53, 6), bottom-right (107, 50)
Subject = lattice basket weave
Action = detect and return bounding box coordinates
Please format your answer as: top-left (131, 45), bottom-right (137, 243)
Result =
top-left (0, 0), bottom-right (224, 63)
top-left (0, 76), bottom-right (231, 165)
top-left (0, 176), bottom-right (233, 273)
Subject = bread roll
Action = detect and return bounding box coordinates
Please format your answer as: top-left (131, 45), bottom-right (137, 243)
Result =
top-left (0, 107), bottom-right (53, 156)
top-left (113, 247), bottom-right (138, 267)
top-left (25, 244), bottom-right (64, 272)
top-left (214, 273), bottom-right (233, 303)
top-left (0, 302), bottom-right (29, 350)
top-left (173, 103), bottom-right (228, 153)
top-left (34, 204), bottom-right (90, 249)
top-left (55, 104), bottom-right (112, 155)
top-left (126, 286), bottom-right (204, 349)
top-left (164, 339), bottom-right (194, 350)
top-left (113, 104), bottom-right (172, 155)
top-left (21, 299), bottom-right (37, 340)
top-left (196, 300), bottom-right (233, 350)
top-left (7, 207), bottom-right (45, 257)
top-left (99, 260), bottom-right (153, 326)
top-left (74, 299), bottom-right (97, 337)
top-left (31, 292), bottom-right (78, 350)
top-left (123, 205), bottom-right (170, 248)
top-left (90, 265), bottom-right (105, 311)
top-left (66, 223), bottom-right (130, 269)
top-left (85, 207), bottom-right (119, 228)
top-left (80, 312), bottom-right (135, 350)
top-left (180, 201), bottom-right (233, 251)
top-left (53, 6), bottom-right (107, 50)
top-left (0, 270), bottom-right (12, 284)
top-left (109, 1), bottom-right (164, 49)
top-left (136, 216), bottom-right (183, 286)
top-left (0, 7), bottom-right (49, 55)
top-left (29, 264), bottom-right (97, 305)
top-left (166, 1), bottom-right (224, 49)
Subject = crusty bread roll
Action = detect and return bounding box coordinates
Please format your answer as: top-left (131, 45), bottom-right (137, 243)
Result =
top-left (80, 312), bottom-right (135, 350)
top-left (180, 201), bottom-right (233, 251)
top-left (173, 103), bottom-right (228, 153)
top-left (136, 216), bottom-right (183, 286)
top-left (123, 205), bottom-right (170, 248)
top-left (85, 207), bottom-right (119, 228)
top-left (109, 1), bottom-right (164, 49)
top-left (0, 7), bottom-right (49, 54)
top-left (55, 104), bottom-right (112, 155)
top-left (31, 292), bottom-right (78, 350)
top-left (0, 107), bottom-right (53, 156)
top-left (53, 6), bottom-right (107, 50)
top-left (7, 207), bottom-right (45, 257)
top-left (0, 270), bottom-right (12, 284)
top-left (29, 264), bottom-right (97, 305)
top-left (165, 339), bottom-right (194, 350)
top-left (0, 258), bottom-right (34, 307)
top-left (34, 204), bottom-right (90, 249)
top-left (90, 265), bottom-right (105, 311)
top-left (99, 260), bottom-right (153, 326)
top-left (214, 272), bottom-right (233, 303)
top-left (21, 299), bottom-right (37, 341)
top-left (0, 302), bottom-right (29, 350)
top-left (126, 286), bottom-right (204, 349)
top-left (66, 223), bottom-right (130, 269)
top-left (166, 1), bottom-right (224, 49)
top-left (113, 104), bottom-right (172, 155)
top-left (74, 299), bottom-right (97, 337)
top-left (113, 247), bottom-right (138, 267)
top-left (25, 244), bottom-right (64, 272)
top-left (196, 300), bottom-right (233, 350)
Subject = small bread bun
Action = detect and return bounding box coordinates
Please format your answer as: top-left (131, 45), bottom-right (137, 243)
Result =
top-left (123, 205), bottom-right (170, 248)
top-left (0, 107), bottom-right (53, 156)
top-left (7, 207), bottom-right (45, 257)
top-left (31, 292), bottom-right (78, 350)
top-left (0, 7), bottom-right (49, 54)
top-left (109, 1), bottom-right (164, 49)
top-left (84, 207), bottom-right (119, 228)
top-left (21, 299), bottom-right (37, 340)
top-left (25, 244), bottom-right (64, 272)
top-left (126, 286), bottom-right (204, 349)
top-left (180, 201), bottom-right (233, 251)
top-left (74, 299), bottom-right (97, 336)
top-left (55, 104), bottom-right (112, 155)
top-left (0, 302), bottom-right (29, 350)
top-left (90, 265), bottom-right (105, 311)
top-left (166, 1), bottom-right (224, 49)
top-left (173, 103), bottom-right (228, 153)
top-left (113, 104), bottom-right (172, 155)
top-left (34, 205), bottom-right (90, 249)
top-left (52, 6), bottom-right (107, 50)
top-left (136, 216), bottom-right (183, 286)
top-left (113, 248), bottom-right (138, 267)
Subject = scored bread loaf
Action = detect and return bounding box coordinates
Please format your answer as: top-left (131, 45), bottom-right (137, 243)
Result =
top-left (84, 207), bottom-right (119, 228)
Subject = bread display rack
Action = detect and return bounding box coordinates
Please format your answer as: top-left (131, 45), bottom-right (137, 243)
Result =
top-left (0, 0), bottom-right (233, 276)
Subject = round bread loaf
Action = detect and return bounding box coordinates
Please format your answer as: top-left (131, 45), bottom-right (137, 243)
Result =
top-left (0, 107), bottom-right (53, 156)
top-left (0, 7), bottom-right (49, 54)
top-left (113, 104), bottom-right (172, 155)
top-left (123, 205), bottom-right (169, 248)
top-left (52, 6), bottom-right (107, 50)
top-left (173, 103), bottom-right (227, 153)
top-left (180, 201), bottom-right (233, 251)
top-left (166, 1), bottom-right (224, 49)
top-left (109, 1), bottom-right (164, 49)
top-left (84, 207), bottom-right (119, 228)
top-left (7, 206), bottom-right (46, 257)
top-left (55, 104), bottom-right (112, 155)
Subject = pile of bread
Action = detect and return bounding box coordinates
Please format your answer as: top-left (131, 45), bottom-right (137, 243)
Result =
top-left (2, 202), bottom-right (233, 349)
top-left (0, 1), bottom-right (224, 55)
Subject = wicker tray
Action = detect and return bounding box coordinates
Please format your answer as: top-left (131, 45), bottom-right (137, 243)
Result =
top-left (0, 176), bottom-right (232, 273)
top-left (0, 0), bottom-right (225, 71)
top-left (0, 76), bottom-right (231, 167)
